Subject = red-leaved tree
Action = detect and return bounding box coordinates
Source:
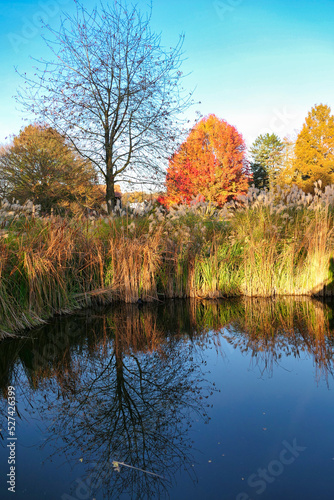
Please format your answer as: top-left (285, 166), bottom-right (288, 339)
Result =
top-left (161, 114), bottom-right (250, 207)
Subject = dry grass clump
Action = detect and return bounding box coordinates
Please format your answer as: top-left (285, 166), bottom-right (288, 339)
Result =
top-left (0, 212), bottom-right (165, 335)
top-left (1, 182), bottom-right (334, 337)
top-left (225, 182), bottom-right (334, 296)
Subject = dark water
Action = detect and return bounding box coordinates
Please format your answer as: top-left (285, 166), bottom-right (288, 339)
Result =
top-left (0, 298), bottom-right (334, 500)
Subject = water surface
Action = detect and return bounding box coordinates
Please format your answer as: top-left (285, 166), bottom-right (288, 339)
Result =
top-left (0, 298), bottom-right (334, 499)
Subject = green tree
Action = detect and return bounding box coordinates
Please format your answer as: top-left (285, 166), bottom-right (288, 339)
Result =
top-left (292, 104), bottom-right (334, 192)
top-left (249, 133), bottom-right (284, 190)
top-left (0, 124), bottom-right (99, 213)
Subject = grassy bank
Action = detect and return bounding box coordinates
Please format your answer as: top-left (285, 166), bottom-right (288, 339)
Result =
top-left (1, 183), bottom-right (334, 336)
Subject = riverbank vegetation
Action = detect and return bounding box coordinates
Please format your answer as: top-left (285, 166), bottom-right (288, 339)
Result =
top-left (1, 182), bottom-right (334, 336)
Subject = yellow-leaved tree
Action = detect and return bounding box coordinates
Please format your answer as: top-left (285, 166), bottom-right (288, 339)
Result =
top-left (0, 124), bottom-right (101, 213)
top-left (292, 104), bottom-right (334, 192)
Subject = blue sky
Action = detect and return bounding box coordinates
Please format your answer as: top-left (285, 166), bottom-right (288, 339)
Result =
top-left (0, 0), bottom-right (333, 148)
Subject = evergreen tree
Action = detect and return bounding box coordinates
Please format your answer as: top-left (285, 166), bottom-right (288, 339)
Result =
top-left (249, 133), bottom-right (284, 190)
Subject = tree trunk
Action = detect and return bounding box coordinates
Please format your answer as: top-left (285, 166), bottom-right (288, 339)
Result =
top-left (106, 145), bottom-right (117, 213)
top-left (106, 175), bottom-right (116, 213)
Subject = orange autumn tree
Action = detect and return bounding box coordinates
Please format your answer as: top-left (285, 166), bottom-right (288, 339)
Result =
top-left (162, 114), bottom-right (250, 207)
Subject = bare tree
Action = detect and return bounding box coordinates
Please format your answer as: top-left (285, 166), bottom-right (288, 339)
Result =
top-left (16, 0), bottom-right (193, 212)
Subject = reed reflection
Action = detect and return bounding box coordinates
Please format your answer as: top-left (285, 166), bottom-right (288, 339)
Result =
top-left (221, 297), bottom-right (334, 381)
top-left (0, 297), bottom-right (333, 498)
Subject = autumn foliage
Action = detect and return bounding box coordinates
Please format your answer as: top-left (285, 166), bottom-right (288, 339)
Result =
top-left (161, 114), bottom-right (249, 207)
top-left (292, 104), bottom-right (334, 192)
top-left (0, 124), bottom-right (100, 213)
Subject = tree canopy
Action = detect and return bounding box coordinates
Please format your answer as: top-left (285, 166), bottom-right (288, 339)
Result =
top-left (0, 124), bottom-right (99, 213)
top-left (161, 114), bottom-right (249, 207)
top-left (292, 104), bottom-right (334, 192)
top-left (249, 133), bottom-right (284, 190)
top-left (17, 0), bottom-right (192, 212)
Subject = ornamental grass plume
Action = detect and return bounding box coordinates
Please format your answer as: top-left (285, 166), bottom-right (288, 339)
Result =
top-left (1, 182), bottom-right (334, 337)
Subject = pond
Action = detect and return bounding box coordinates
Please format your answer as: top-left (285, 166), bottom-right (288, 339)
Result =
top-left (0, 298), bottom-right (334, 499)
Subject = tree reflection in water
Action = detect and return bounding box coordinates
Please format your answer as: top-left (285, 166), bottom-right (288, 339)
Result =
top-left (0, 304), bottom-right (215, 499)
top-left (49, 308), bottom-right (216, 499)
top-left (0, 298), bottom-right (334, 498)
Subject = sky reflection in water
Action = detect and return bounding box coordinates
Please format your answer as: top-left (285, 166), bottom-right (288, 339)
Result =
top-left (0, 297), bottom-right (334, 500)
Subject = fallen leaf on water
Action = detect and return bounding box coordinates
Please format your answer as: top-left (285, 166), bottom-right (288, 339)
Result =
top-left (112, 461), bottom-right (121, 472)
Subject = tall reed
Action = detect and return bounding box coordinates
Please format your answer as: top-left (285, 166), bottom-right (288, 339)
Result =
top-left (1, 183), bottom-right (334, 337)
